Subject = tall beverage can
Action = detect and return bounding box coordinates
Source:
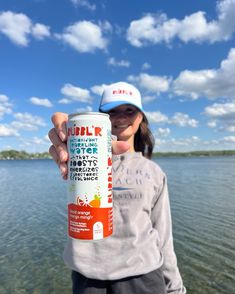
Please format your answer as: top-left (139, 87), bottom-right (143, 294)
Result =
top-left (67, 112), bottom-right (113, 240)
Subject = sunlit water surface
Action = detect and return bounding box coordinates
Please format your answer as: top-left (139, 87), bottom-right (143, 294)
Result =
top-left (0, 157), bottom-right (234, 293)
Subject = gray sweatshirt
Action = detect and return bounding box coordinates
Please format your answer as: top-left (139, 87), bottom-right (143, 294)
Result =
top-left (63, 152), bottom-right (186, 293)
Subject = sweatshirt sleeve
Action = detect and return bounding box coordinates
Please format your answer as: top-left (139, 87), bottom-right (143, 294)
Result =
top-left (151, 174), bottom-right (186, 294)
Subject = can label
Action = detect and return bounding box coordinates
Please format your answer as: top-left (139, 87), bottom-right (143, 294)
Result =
top-left (67, 113), bottom-right (113, 240)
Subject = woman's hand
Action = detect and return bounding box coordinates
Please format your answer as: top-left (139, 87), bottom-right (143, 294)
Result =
top-left (48, 112), bottom-right (129, 180)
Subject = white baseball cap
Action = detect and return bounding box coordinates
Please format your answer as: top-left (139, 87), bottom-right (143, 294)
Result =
top-left (99, 81), bottom-right (143, 112)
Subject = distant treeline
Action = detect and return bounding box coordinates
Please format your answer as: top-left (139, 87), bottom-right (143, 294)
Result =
top-left (0, 150), bottom-right (51, 160)
top-left (153, 150), bottom-right (235, 157)
top-left (0, 149), bottom-right (235, 160)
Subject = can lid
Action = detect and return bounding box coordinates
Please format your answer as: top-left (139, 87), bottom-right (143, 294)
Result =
top-left (68, 112), bottom-right (110, 120)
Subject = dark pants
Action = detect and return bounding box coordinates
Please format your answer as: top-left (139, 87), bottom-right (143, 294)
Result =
top-left (71, 268), bottom-right (167, 294)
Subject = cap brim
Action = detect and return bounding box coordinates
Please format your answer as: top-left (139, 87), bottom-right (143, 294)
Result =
top-left (99, 101), bottom-right (143, 112)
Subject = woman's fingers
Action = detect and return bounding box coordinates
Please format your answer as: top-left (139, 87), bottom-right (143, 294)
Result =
top-left (49, 145), bottom-right (68, 179)
top-left (49, 144), bottom-right (60, 166)
top-left (48, 111), bottom-right (130, 180)
top-left (51, 112), bottom-right (68, 142)
top-left (48, 128), bottom-right (68, 161)
top-left (49, 112), bottom-right (69, 178)
top-left (48, 123), bottom-right (69, 179)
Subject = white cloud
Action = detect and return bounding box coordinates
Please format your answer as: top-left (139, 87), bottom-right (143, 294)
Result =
top-left (204, 102), bottom-right (235, 118)
top-left (56, 20), bottom-right (110, 53)
top-left (226, 126), bottom-right (235, 132)
top-left (126, 0), bottom-right (235, 47)
top-left (0, 94), bottom-right (12, 119)
top-left (153, 136), bottom-right (201, 152)
top-left (170, 112), bottom-right (198, 128)
top-left (44, 134), bottom-right (50, 142)
top-left (19, 136), bottom-right (51, 152)
top-left (142, 62), bottom-right (151, 70)
top-left (223, 136), bottom-right (235, 143)
top-left (30, 97), bottom-right (53, 107)
top-left (156, 127), bottom-right (171, 137)
top-left (0, 11), bottom-right (31, 46)
top-left (154, 133), bottom-right (235, 153)
top-left (173, 69), bottom-right (216, 100)
top-left (172, 136), bottom-right (200, 145)
top-left (99, 21), bottom-right (113, 34)
top-left (76, 106), bottom-right (93, 112)
top-left (142, 95), bottom-right (156, 104)
top-left (204, 102), bottom-right (235, 132)
top-left (145, 111), bottom-right (168, 124)
top-left (12, 112), bottom-right (46, 130)
top-left (30, 136), bottom-right (50, 145)
top-left (11, 121), bottom-right (40, 131)
top-left (60, 83), bottom-right (92, 104)
top-left (31, 23), bottom-right (50, 40)
top-left (207, 120), bottom-right (217, 128)
top-left (173, 48), bottom-right (235, 100)
top-left (0, 95), bottom-right (8, 102)
top-left (71, 0), bottom-right (96, 11)
top-left (128, 73), bottom-right (171, 94)
top-left (58, 98), bottom-right (71, 104)
top-left (107, 57), bottom-right (130, 68)
top-left (0, 11), bottom-right (50, 46)
top-left (90, 84), bottom-right (108, 96)
top-left (146, 110), bottom-right (198, 129)
top-left (0, 124), bottom-right (19, 137)
top-left (153, 136), bottom-right (229, 152)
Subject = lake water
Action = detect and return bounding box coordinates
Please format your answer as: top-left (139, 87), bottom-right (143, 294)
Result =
top-left (0, 157), bottom-right (234, 293)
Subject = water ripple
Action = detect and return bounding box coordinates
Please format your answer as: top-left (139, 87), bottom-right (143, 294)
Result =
top-left (1, 157), bottom-right (235, 293)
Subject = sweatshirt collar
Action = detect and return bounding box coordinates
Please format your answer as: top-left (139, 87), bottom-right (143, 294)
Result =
top-left (113, 152), bottom-right (142, 162)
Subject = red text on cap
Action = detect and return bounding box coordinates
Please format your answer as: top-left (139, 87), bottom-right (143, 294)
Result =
top-left (112, 89), bottom-right (133, 95)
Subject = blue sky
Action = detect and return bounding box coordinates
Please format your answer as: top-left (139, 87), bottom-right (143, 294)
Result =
top-left (0, 0), bottom-right (235, 153)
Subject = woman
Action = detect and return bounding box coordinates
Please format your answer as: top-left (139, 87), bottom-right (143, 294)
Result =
top-left (48, 81), bottom-right (186, 293)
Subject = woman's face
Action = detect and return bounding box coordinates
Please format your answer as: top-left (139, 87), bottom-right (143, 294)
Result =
top-left (107, 104), bottom-right (143, 145)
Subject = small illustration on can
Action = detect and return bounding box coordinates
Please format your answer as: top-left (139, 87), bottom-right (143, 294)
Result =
top-left (76, 190), bottom-right (101, 207)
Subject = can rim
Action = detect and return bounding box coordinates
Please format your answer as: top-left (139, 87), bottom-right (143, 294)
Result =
top-left (68, 112), bottom-right (110, 119)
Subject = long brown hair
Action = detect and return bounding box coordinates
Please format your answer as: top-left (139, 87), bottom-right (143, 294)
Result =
top-left (134, 113), bottom-right (155, 159)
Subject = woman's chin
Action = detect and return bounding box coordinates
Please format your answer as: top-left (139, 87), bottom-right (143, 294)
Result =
top-left (116, 133), bottom-right (133, 142)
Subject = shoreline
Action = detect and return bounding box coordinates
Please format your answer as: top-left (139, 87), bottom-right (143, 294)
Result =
top-left (153, 150), bottom-right (235, 158)
top-left (0, 149), bottom-right (235, 160)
